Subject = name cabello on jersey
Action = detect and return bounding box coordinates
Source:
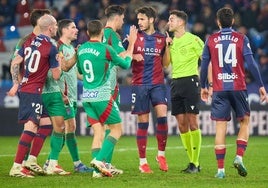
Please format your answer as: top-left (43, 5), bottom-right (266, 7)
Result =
top-left (213, 35), bottom-right (238, 43)
top-left (205, 28), bottom-right (249, 91)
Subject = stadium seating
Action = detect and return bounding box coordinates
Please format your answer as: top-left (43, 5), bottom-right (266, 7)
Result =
top-left (16, 0), bottom-right (31, 26)
top-left (3, 26), bottom-right (20, 40)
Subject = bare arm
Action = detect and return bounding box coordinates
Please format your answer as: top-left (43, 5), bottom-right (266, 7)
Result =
top-left (207, 62), bottom-right (213, 97)
top-left (7, 55), bottom-right (23, 96)
top-left (60, 53), bottom-right (77, 72)
top-left (51, 67), bottom-right (62, 80)
top-left (51, 53), bottom-right (63, 80)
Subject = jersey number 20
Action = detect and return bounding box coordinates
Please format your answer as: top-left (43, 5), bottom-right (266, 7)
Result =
top-left (24, 47), bottom-right (41, 73)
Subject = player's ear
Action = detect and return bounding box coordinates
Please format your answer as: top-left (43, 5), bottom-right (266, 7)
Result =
top-left (149, 17), bottom-right (154, 24)
top-left (231, 18), bottom-right (235, 26)
top-left (217, 19), bottom-right (221, 28)
top-left (48, 26), bottom-right (53, 33)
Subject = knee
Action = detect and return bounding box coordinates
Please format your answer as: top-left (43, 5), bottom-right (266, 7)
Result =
top-left (109, 124), bottom-right (122, 139)
top-left (24, 121), bottom-right (38, 133)
top-left (178, 124), bottom-right (188, 133)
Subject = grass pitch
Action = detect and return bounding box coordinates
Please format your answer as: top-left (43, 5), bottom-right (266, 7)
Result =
top-left (0, 136), bottom-right (267, 188)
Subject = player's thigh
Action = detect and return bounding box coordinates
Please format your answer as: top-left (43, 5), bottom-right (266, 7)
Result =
top-left (131, 85), bottom-right (150, 114)
top-left (150, 84), bottom-right (168, 116)
top-left (231, 91), bottom-right (250, 119)
top-left (181, 76), bottom-right (200, 113)
top-left (83, 102), bottom-right (99, 126)
top-left (42, 92), bottom-right (66, 117)
top-left (64, 104), bottom-right (75, 120)
top-left (211, 92), bottom-right (232, 121)
top-left (18, 92), bottom-right (43, 124)
top-left (150, 84), bottom-right (168, 106)
top-left (83, 100), bottom-right (121, 125)
top-left (170, 78), bottom-right (185, 115)
top-left (170, 76), bottom-right (199, 114)
top-left (111, 89), bottom-right (120, 107)
top-left (171, 98), bottom-right (185, 115)
top-left (96, 100), bottom-right (121, 125)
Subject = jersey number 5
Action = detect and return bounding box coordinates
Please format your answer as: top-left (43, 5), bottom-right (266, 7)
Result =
top-left (215, 43), bottom-right (237, 68)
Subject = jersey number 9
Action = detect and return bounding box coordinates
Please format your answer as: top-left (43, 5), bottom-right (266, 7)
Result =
top-left (83, 60), bottom-right (94, 83)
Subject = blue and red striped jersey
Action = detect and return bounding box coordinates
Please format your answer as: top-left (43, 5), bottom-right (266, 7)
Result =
top-left (131, 30), bottom-right (166, 85)
top-left (18, 34), bottom-right (59, 94)
top-left (201, 28), bottom-right (253, 91)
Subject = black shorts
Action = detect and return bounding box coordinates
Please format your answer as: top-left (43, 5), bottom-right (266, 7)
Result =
top-left (170, 75), bottom-right (200, 115)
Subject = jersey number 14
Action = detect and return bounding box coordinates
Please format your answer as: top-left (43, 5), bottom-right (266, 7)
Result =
top-left (215, 43), bottom-right (237, 68)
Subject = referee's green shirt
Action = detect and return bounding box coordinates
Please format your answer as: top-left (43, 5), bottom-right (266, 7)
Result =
top-left (170, 32), bottom-right (204, 78)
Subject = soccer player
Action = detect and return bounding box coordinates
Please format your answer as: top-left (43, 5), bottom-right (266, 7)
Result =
top-left (131, 6), bottom-right (169, 173)
top-left (56, 18), bottom-right (92, 173)
top-left (164, 10), bottom-right (204, 173)
top-left (8, 14), bottom-right (62, 178)
top-left (101, 4), bottom-right (137, 176)
top-left (200, 7), bottom-right (268, 178)
top-left (41, 19), bottom-right (80, 175)
top-left (77, 19), bottom-right (133, 177)
top-left (8, 9), bottom-right (54, 175)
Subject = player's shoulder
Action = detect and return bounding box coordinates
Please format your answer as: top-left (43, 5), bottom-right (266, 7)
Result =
top-left (79, 41), bottom-right (88, 47)
top-left (77, 42), bottom-right (88, 53)
top-left (104, 42), bottom-right (116, 51)
top-left (153, 31), bottom-right (166, 38)
top-left (186, 32), bottom-right (201, 40)
top-left (78, 41), bottom-right (108, 53)
top-left (57, 40), bottom-right (65, 49)
top-left (48, 37), bottom-right (57, 47)
top-left (35, 34), bottom-right (54, 45)
top-left (19, 33), bottom-right (34, 45)
top-left (232, 30), bottom-right (246, 40)
top-left (104, 27), bottom-right (113, 32)
top-left (185, 32), bottom-right (204, 46)
top-left (104, 27), bottom-right (118, 37)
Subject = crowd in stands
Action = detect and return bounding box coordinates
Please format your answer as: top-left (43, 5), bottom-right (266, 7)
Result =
top-left (1, 0), bottom-right (268, 85)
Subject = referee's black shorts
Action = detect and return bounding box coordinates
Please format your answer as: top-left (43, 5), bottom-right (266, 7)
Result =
top-left (170, 75), bottom-right (200, 115)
